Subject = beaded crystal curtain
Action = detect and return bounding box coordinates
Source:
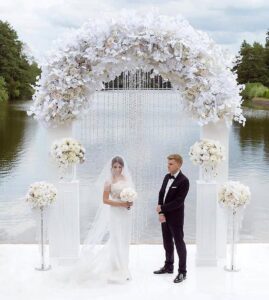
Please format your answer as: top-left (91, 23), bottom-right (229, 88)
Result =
top-left (73, 70), bottom-right (191, 244)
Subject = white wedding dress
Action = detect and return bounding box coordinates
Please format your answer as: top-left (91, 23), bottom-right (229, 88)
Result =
top-left (71, 179), bottom-right (132, 285)
top-left (107, 180), bottom-right (132, 282)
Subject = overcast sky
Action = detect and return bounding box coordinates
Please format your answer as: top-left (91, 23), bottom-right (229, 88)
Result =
top-left (0, 0), bottom-right (268, 61)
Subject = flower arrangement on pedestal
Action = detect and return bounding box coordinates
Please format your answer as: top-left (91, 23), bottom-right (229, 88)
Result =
top-left (50, 137), bottom-right (85, 181)
top-left (218, 181), bottom-right (251, 272)
top-left (25, 181), bottom-right (57, 271)
top-left (189, 139), bottom-right (225, 181)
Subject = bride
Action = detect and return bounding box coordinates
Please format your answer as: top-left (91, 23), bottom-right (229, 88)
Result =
top-left (77, 155), bottom-right (135, 284)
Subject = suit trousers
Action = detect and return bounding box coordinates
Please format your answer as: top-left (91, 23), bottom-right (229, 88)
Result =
top-left (161, 216), bottom-right (187, 274)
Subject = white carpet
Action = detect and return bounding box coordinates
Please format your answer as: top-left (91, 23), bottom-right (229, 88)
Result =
top-left (0, 244), bottom-right (269, 300)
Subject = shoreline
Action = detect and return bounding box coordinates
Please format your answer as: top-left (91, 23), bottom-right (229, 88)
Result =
top-left (243, 97), bottom-right (269, 111)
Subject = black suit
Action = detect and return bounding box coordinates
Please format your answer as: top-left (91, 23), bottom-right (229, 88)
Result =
top-left (158, 170), bottom-right (190, 274)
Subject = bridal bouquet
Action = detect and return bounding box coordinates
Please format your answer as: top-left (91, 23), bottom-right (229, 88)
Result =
top-left (218, 181), bottom-right (250, 211)
top-left (50, 138), bottom-right (85, 169)
top-left (189, 139), bottom-right (224, 180)
top-left (25, 181), bottom-right (57, 209)
top-left (120, 187), bottom-right (137, 203)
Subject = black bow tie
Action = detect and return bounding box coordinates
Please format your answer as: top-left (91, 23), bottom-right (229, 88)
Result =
top-left (169, 175), bottom-right (176, 180)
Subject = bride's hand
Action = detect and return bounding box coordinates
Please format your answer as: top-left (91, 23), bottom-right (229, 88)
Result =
top-left (121, 201), bottom-right (133, 209)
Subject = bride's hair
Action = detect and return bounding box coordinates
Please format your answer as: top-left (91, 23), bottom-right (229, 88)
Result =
top-left (111, 156), bottom-right (124, 168)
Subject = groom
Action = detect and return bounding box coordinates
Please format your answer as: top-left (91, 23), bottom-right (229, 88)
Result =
top-left (154, 154), bottom-right (190, 283)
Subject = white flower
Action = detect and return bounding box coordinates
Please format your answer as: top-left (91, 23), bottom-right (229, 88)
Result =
top-left (50, 137), bottom-right (86, 168)
top-left (120, 187), bottom-right (137, 203)
top-left (218, 181), bottom-right (250, 211)
top-left (189, 139), bottom-right (224, 166)
top-left (25, 181), bottom-right (57, 209)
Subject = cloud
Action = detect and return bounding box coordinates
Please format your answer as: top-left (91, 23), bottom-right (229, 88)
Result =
top-left (0, 0), bottom-right (268, 61)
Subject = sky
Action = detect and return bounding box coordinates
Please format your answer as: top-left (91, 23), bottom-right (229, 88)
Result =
top-left (0, 0), bottom-right (268, 62)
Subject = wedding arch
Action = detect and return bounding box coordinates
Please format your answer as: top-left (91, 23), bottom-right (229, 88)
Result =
top-left (28, 11), bottom-right (244, 127)
top-left (28, 11), bottom-right (245, 266)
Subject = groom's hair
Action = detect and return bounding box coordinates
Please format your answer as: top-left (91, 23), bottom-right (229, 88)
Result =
top-left (167, 154), bottom-right (183, 165)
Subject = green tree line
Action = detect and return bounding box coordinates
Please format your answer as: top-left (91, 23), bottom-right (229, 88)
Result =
top-left (233, 31), bottom-right (269, 104)
top-left (0, 21), bottom-right (40, 102)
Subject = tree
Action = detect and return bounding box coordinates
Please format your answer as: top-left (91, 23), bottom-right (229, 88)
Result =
top-left (233, 40), bottom-right (268, 86)
top-left (264, 30), bottom-right (269, 86)
top-left (0, 20), bottom-right (40, 100)
top-left (0, 76), bottom-right (8, 101)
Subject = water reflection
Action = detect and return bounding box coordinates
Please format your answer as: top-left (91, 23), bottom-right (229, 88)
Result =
top-left (234, 109), bottom-right (269, 164)
top-left (0, 102), bottom-right (28, 177)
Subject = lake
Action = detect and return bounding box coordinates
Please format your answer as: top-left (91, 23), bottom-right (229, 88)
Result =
top-left (0, 91), bottom-right (269, 243)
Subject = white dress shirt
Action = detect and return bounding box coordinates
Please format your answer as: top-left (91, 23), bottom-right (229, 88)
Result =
top-left (163, 170), bottom-right (180, 204)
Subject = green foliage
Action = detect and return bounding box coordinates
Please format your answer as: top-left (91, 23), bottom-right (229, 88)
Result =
top-left (241, 83), bottom-right (269, 104)
top-left (233, 38), bottom-right (269, 87)
top-left (0, 20), bottom-right (40, 101)
top-left (263, 90), bottom-right (269, 98)
top-left (0, 76), bottom-right (8, 102)
top-left (242, 82), bottom-right (269, 108)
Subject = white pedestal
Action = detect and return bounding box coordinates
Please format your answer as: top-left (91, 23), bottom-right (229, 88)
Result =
top-left (49, 180), bottom-right (80, 262)
top-left (200, 120), bottom-right (229, 259)
top-left (196, 180), bottom-right (218, 266)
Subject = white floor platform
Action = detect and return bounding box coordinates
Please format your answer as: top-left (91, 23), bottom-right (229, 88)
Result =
top-left (0, 244), bottom-right (269, 300)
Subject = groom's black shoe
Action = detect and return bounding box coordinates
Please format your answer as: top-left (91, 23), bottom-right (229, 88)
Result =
top-left (153, 266), bottom-right (174, 274)
top-left (173, 272), bottom-right (187, 283)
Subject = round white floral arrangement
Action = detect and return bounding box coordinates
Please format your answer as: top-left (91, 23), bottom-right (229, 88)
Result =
top-left (25, 181), bottom-right (57, 209)
top-left (189, 139), bottom-right (224, 179)
top-left (50, 137), bottom-right (85, 168)
top-left (27, 10), bottom-right (245, 127)
top-left (120, 187), bottom-right (137, 203)
top-left (218, 181), bottom-right (250, 211)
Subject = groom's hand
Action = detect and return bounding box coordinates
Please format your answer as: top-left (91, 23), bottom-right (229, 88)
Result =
top-left (159, 214), bottom-right (166, 223)
top-left (156, 205), bottom-right (162, 213)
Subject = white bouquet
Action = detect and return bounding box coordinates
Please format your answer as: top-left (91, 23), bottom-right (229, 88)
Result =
top-left (25, 181), bottom-right (57, 209)
top-left (50, 137), bottom-right (85, 168)
top-left (189, 139), bottom-right (224, 166)
top-left (120, 187), bottom-right (137, 203)
top-left (218, 181), bottom-right (250, 211)
top-left (189, 139), bottom-right (224, 180)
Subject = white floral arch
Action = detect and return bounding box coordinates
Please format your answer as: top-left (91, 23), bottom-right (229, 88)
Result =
top-left (28, 11), bottom-right (245, 127)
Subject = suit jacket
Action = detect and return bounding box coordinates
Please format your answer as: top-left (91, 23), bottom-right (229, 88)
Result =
top-left (158, 171), bottom-right (189, 218)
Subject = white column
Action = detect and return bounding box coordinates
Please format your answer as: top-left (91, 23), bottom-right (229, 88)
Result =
top-left (196, 181), bottom-right (218, 266)
top-left (198, 120), bottom-right (230, 260)
top-left (49, 180), bottom-right (80, 262)
top-left (39, 122), bottom-right (81, 263)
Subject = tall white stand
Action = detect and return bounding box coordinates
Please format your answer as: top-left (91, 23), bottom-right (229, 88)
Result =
top-left (39, 122), bottom-right (81, 263)
top-left (49, 180), bottom-right (80, 262)
top-left (196, 181), bottom-right (218, 266)
top-left (196, 120), bottom-right (230, 265)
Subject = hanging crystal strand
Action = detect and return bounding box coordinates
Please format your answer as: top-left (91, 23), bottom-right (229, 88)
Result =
top-left (109, 78), bottom-right (112, 140)
top-left (116, 75), bottom-right (119, 145)
top-left (136, 69), bottom-right (140, 229)
top-left (112, 76), bottom-right (116, 144)
top-left (92, 91), bottom-right (96, 143)
top-left (122, 71), bottom-right (127, 141)
top-left (104, 83), bottom-right (107, 141)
